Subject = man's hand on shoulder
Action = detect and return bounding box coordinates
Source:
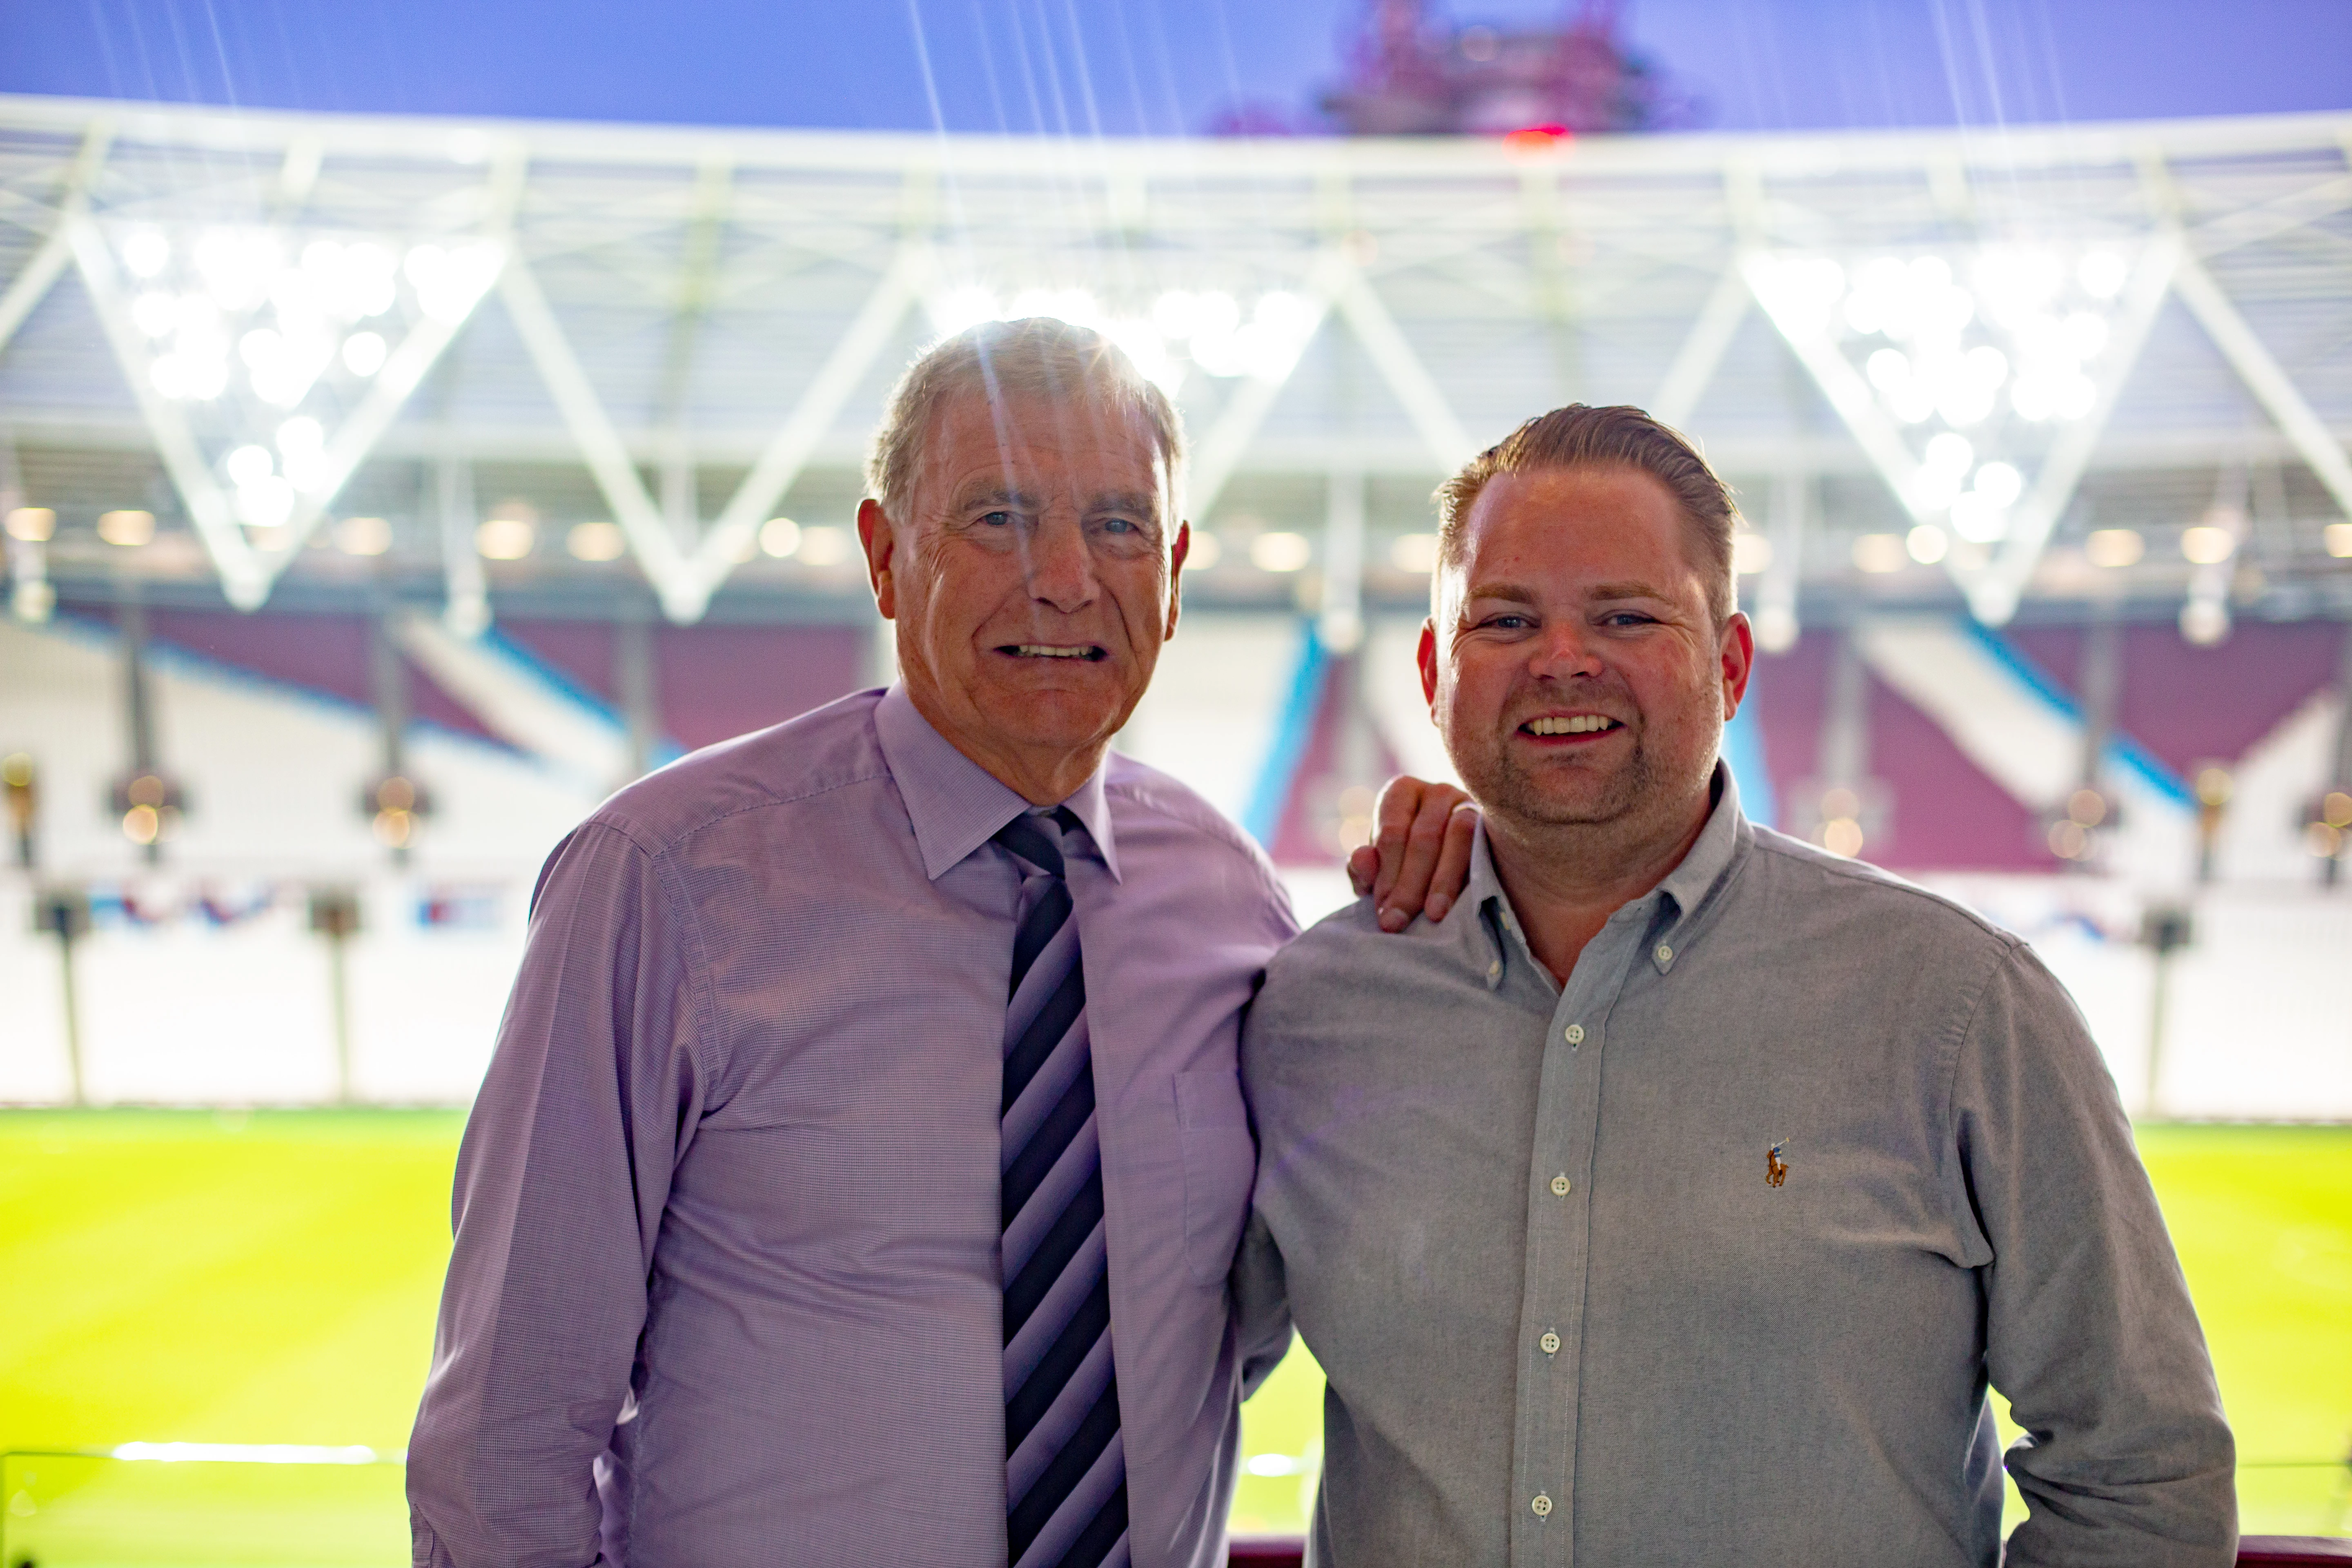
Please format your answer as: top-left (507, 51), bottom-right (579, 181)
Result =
top-left (1347, 775), bottom-right (1479, 933)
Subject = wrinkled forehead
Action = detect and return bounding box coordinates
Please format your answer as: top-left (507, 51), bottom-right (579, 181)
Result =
top-left (917, 387), bottom-right (1176, 517)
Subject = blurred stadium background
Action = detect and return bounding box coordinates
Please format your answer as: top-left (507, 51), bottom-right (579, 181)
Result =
top-left (2, 0), bottom-right (2349, 1557)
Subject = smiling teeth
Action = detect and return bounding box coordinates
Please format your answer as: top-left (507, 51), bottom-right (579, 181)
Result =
top-left (1527, 715), bottom-right (1615, 735)
top-left (1014, 645), bottom-right (1094, 658)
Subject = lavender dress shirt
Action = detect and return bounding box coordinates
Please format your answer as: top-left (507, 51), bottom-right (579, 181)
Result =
top-left (407, 684), bottom-right (1298, 1568)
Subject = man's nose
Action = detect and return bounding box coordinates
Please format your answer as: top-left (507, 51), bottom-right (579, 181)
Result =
top-left (1525, 619), bottom-right (1604, 680)
top-left (1022, 513), bottom-right (1098, 612)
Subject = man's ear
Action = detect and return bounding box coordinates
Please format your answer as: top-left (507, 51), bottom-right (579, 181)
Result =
top-left (1417, 617), bottom-right (1440, 713)
top-left (1163, 520), bottom-right (1190, 640)
top-left (1719, 610), bottom-right (1756, 720)
top-left (857, 497), bottom-right (898, 621)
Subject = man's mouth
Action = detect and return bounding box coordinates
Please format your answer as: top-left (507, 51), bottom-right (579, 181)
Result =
top-left (1000, 643), bottom-right (1107, 662)
top-left (1521, 714), bottom-right (1622, 737)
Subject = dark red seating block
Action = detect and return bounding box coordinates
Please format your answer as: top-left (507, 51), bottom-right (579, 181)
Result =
top-left (1223, 1535), bottom-right (2352, 1565)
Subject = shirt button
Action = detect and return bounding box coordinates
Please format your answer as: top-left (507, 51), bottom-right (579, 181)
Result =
top-left (1550, 1173), bottom-right (1571, 1196)
top-left (1539, 1330), bottom-right (1561, 1355)
top-left (1564, 1023), bottom-right (1584, 1045)
top-left (1487, 960), bottom-right (1502, 980)
top-left (1531, 1493), bottom-right (1554, 1518)
top-left (1654, 942), bottom-right (1674, 965)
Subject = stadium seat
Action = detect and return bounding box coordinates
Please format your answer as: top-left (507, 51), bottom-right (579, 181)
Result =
top-left (2238, 1540), bottom-right (2352, 1564)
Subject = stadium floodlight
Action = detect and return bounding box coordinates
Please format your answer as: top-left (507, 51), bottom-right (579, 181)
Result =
top-left (1744, 239), bottom-right (2176, 623)
top-left (922, 284), bottom-right (1322, 398)
top-left (69, 169), bottom-right (519, 610)
top-left (136, 229), bottom-right (417, 412)
top-left (1157, 289), bottom-right (1319, 382)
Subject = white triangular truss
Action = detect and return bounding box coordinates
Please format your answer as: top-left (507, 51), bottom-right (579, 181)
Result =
top-left (1745, 237), bottom-right (2177, 624)
top-left (58, 150), bottom-right (523, 610)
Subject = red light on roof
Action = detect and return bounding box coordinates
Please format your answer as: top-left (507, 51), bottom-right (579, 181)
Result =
top-left (1503, 125), bottom-right (1572, 153)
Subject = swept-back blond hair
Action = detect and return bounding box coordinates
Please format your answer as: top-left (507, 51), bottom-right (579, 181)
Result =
top-left (1434, 403), bottom-right (1740, 626)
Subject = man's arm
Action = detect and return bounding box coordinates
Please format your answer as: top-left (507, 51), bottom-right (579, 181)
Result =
top-left (1960, 943), bottom-right (2236, 1567)
top-left (408, 822), bottom-right (708, 1568)
top-left (1347, 776), bottom-right (1478, 931)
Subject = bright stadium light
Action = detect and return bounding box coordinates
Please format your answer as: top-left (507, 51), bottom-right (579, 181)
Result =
top-left (924, 283), bottom-right (1321, 396)
top-left (224, 444), bottom-right (274, 488)
top-left (1250, 531), bottom-right (1312, 572)
top-left (96, 509), bottom-right (155, 547)
top-left (2086, 527), bottom-right (2145, 567)
top-left (341, 331), bottom-right (389, 376)
top-left (116, 225), bottom-right (502, 410)
top-left (1746, 240), bottom-right (2158, 617)
top-left (93, 215), bottom-right (512, 604)
top-left (1388, 532), bottom-right (1439, 574)
top-left (121, 227), bottom-right (171, 279)
top-left (5, 506), bottom-right (56, 542)
top-left (795, 526), bottom-right (853, 566)
top-left (404, 241), bottom-right (504, 323)
top-left (757, 517), bottom-right (802, 558)
top-left (276, 416), bottom-right (328, 490)
top-left (336, 515), bottom-right (393, 556)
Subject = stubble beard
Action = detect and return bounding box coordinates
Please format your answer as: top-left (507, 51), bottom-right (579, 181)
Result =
top-left (1458, 709), bottom-right (1723, 873)
top-left (1469, 726), bottom-right (1657, 835)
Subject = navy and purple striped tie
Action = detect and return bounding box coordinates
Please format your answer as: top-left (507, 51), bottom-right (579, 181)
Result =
top-left (995, 808), bottom-right (1128, 1568)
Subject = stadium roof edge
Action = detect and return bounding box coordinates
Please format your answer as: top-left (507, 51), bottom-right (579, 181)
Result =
top-left (2, 91), bottom-right (2348, 180)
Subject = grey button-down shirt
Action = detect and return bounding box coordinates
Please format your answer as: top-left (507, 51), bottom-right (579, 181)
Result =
top-left (1238, 768), bottom-right (2234, 1568)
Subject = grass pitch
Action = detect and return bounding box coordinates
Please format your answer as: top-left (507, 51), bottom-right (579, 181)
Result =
top-left (1, 1112), bottom-right (2345, 1557)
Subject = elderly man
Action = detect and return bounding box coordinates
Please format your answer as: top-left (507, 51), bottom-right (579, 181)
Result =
top-left (1238, 404), bottom-right (2236, 1567)
top-left (406, 319), bottom-right (1463, 1568)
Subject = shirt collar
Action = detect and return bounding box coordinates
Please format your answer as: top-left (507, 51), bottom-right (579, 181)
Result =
top-left (1653, 760), bottom-right (1746, 940)
top-left (872, 682), bottom-right (1122, 883)
top-left (1461, 760), bottom-right (1749, 988)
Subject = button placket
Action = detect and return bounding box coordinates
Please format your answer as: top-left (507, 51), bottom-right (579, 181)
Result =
top-left (1514, 980), bottom-right (1589, 1568)
top-left (1513, 911), bottom-right (1654, 1568)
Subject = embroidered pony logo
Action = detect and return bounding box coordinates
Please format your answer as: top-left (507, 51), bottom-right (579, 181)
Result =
top-left (1765, 1139), bottom-right (1790, 1188)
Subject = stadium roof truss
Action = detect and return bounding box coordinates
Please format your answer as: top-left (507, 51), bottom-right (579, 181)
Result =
top-left (0, 94), bottom-right (2348, 635)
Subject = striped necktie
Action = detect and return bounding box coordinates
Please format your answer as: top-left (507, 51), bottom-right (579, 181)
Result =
top-left (994, 808), bottom-right (1129, 1568)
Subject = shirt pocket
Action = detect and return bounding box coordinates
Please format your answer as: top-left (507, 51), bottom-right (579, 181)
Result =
top-left (1173, 1066), bottom-right (1257, 1286)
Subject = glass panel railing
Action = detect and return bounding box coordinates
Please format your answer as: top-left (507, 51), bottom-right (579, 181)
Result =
top-left (0, 1446), bottom-right (408, 1567)
top-left (2237, 1461), bottom-right (2352, 1540)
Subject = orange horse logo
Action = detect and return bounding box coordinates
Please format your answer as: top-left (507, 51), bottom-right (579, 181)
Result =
top-left (1765, 1140), bottom-right (1790, 1188)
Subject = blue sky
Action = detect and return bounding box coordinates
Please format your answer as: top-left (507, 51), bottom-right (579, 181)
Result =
top-left (2, 0), bottom-right (2346, 136)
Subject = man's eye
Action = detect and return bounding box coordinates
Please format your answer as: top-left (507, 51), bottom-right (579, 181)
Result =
top-left (1100, 517), bottom-right (1137, 535)
top-left (1486, 614), bottom-right (1532, 630)
top-left (979, 510), bottom-right (1016, 528)
top-left (1604, 612), bottom-right (1655, 627)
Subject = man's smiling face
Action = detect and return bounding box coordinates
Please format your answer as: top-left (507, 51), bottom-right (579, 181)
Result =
top-left (861, 388), bottom-right (1187, 800)
top-left (1421, 463), bottom-right (1749, 841)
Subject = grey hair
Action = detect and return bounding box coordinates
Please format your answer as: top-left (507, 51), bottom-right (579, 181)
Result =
top-left (865, 316), bottom-right (1186, 521)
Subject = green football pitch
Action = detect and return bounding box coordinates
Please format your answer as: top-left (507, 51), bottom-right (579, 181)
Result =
top-left (2, 1111), bottom-right (2346, 1562)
